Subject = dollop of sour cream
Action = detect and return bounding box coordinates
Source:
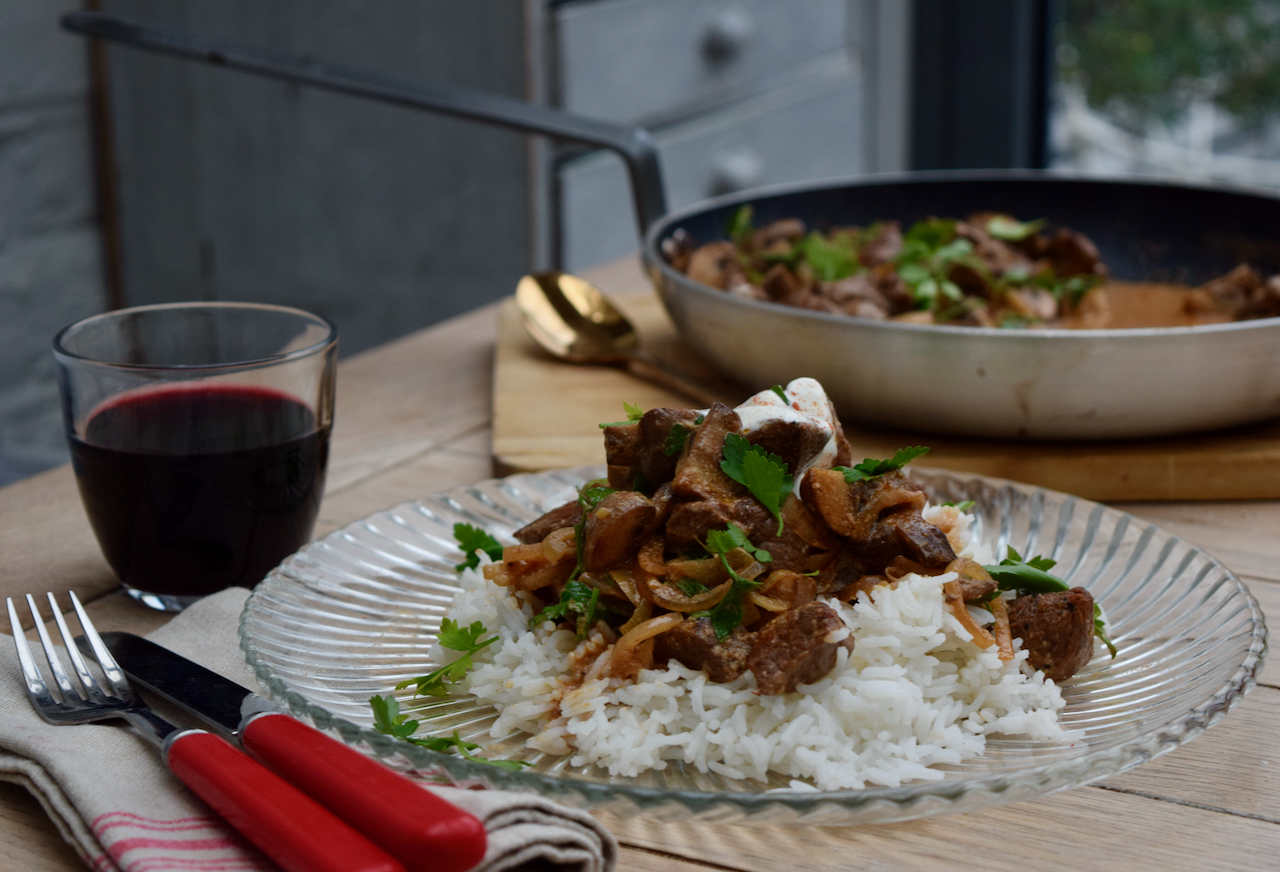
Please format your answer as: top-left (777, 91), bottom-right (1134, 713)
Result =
top-left (732, 377), bottom-right (840, 475)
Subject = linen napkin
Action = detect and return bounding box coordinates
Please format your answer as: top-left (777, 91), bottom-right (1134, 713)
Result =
top-left (0, 587), bottom-right (617, 872)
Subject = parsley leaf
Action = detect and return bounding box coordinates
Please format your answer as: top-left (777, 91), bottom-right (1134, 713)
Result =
top-left (720, 433), bottom-right (794, 534)
top-left (983, 547), bottom-right (1067, 595)
top-left (694, 523), bottom-right (771, 640)
top-left (453, 523), bottom-right (503, 571)
top-left (726, 204), bottom-right (755, 248)
top-left (944, 499), bottom-right (976, 511)
top-left (835, 446), bottom-right (930, 483)
top-left (530, 579), bottom-right (601, 638)
top-left (370, 696), bottom-right (531, 768)
top-left (799, 231), bottom-right (861, 282)
top-left (675, 578), bottom-right (711, 597)
top-left (771, 385), bottom-right (789, 403)
top-left (663, 422), bottom-right (695, 457)
top-left (986, 216), bottom-right (1046, 241)
top-left (395, 618), bottom-right (497, 697)
top-left (598, 401), bottom-right (646, 429)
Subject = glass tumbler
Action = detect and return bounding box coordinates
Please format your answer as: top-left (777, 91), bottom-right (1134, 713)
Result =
top-left (53, 302), bottom-right (337, 612)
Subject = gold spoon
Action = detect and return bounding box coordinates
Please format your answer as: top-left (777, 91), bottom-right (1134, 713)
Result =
top-left (515, 272), bottom-right (727, 407)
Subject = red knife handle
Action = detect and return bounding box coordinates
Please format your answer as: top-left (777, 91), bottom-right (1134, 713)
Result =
top-left (240, 713), bottom-right (488, 872)
top-left (165, 729), bottom-right (406, 872)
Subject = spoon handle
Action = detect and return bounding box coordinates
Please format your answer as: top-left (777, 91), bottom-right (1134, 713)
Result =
top-left (624, 351), bottom-right (732, 408)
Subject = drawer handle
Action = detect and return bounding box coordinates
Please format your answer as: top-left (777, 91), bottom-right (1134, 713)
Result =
top-left (702, 8), bottom-right (754, 61)
top-left (708, 149), bottom-right (763, 195)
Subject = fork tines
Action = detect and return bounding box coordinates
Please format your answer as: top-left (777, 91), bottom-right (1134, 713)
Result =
top-left (7, 591), bottom-right (130, 709)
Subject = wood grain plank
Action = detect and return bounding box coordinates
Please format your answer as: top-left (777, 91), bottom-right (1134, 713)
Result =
top-left (596, 784), bottom-right (1280, 872)
top-left (0, 784), bottom-right (88, 872)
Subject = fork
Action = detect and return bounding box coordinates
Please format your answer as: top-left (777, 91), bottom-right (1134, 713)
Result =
top-left (8, 592), bottom-right (406, 872)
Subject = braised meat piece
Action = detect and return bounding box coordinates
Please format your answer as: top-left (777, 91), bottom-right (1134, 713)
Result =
top-left (671, 403), bottom-right (744, 500)
top-left (1045, 228), bottom-right (1107, 279)
top-left (635, 408), bottom-right (702, 490)
top-left (800, 468), bottom-right (927, 542)
top-left (746, 602), bottom-right (854, 695)
top-left (1185, 264), bottom-right (1280, 320)
top-left (602, 422), bottom-right (640, 488)
top-left (744, 417), bottom-right (832, 477)
top-left (858, 221), bottom-right (903, 266)
top-left (855, 510), bottom-right (957, 571)
top-left (514, 500), bottom-right (581, 545)
top-left (653, 617), bottom-right (756, 683)
top-left (582, 491), bottom-right (660, 572)
top-left (1007, 587), bottom-right (1097, 682)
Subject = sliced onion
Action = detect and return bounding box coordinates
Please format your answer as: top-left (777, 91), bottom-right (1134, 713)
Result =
top-left (637, 535), bottom-right (666, 575)
top-left (746, 591), bottom-right (789, 613)
top-left (942, 580), bottom-right (995, 649)
top-left (649, 578), bottom-right (731, 612)
top-left (540, 527), bottom-right (575, 562)
top-left (664, 557), bottom-right (727, 585)
top-left (988, 595), bottom-right (1015, 661)
top-left (618, 599), bottom-right (653, 635)
top-left (502, 543), bottom-right (543, 563)
top-left (608, 613), bottom-right (682, 679)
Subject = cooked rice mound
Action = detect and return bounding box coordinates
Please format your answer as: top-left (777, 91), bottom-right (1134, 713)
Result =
top-left (439, 506), bottom-right (1076, 791)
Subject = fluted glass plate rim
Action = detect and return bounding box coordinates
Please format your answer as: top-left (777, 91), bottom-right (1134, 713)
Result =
top-left (240, 466), bottom-right (1267, 825)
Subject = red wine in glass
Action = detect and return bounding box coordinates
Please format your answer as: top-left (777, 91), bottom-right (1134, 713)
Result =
top-left (69, 384), bottom-right (329, 598)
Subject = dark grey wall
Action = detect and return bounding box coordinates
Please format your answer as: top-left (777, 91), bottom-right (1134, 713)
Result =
top-left (102, 0), bottom-right (534, 355)
top-left (0, 0), bottom-right (107, 484)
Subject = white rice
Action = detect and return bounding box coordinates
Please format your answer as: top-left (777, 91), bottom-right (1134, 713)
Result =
top-left (435, 506), bottom-right (1078, 791)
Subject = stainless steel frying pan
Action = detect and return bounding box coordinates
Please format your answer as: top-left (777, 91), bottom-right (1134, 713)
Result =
top-left (64, 11), bottom-right (1280, 439)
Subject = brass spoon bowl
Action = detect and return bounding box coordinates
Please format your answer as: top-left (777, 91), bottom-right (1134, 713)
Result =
top-left (516, 272), bottom-right (725, 407)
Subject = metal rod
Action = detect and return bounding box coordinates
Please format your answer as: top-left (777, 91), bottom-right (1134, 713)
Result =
top-left (61, 10), bottom-right (669, 233)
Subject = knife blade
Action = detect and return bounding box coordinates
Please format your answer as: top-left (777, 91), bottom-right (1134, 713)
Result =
top-left (84, 632), bottom-right (488, 872)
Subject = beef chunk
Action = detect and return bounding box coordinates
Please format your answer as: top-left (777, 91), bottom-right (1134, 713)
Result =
top-left (582, 491), bottom-right (659, 572)
top-left (855, 510), bottom-right (957, 570)
top-left (1007, 587), bottom-right (1097, 682)
top-left (671, 403), bottom-right (743, 500)
top-left (746, 602), bottom-right (854, 695)
top-left (602, 422), bottom-right (639, 467)
top-left (1045, 228), bottom-right (1107, 279)
top-left (635, 408), bottom-right (702, 490)
top-left (514, 500), bottom-right (581, 545)
top-left (745, 416), bottom-right (832, 476)
top-left (653, 617), bottom-right (755, 683)
top-left (857, 221), bottom-right (903, 266)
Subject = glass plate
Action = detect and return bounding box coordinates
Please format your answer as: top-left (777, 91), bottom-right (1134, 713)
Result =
top-left (240, 466), bottom-right (1267, 825)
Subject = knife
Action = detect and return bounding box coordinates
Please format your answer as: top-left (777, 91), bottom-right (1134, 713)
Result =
top-left (82, 632), bottom-right (488, 872)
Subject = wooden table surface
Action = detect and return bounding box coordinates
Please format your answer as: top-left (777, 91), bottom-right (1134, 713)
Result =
top-left (2, 256), bottom-right (1278, 871)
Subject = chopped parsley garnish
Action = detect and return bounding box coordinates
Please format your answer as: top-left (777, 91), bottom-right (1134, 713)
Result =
top-left (675, 578), bottom-right (711, 597)
top-left (694, 524), bottom-right (772, 640)
top-left (944, 500), bottom-right (976, 512)
top-left (834, 446), bottom-right (930, 483)
top-left (453, 523), bottom-right (503, 571)
top-left (721, 433), bottom-right (793, 534)
top-left (983, 547), bottom-right (1117, 658)
top-left (895, 219), bottom-right (978, 310)
top-left (370, 695), bottom-right (530, 769)
top-left (770, 385), bottom-right (789, 403)
top-left (983, 547), bottom-right (1067, 595)
top-left (986, 216), bottom-right (1046, 241)
top-left (598, 401), bottom-right (646, 428)
top-left (530, 579), bottom-right (601, 638)
top-left (726, 204), bottom-right (755, 248)
top-left (663, 416), bottom-right (703, 457)
top-left (799, 231), bottom-right (861, 282)
top-left (395, 618), bottom-right (497, 697)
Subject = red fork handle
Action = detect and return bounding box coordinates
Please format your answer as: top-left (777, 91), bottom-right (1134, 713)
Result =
top-left (240, 713), bottom-right (488, 872)
top-left (165, 730), bottom-right (406, 872)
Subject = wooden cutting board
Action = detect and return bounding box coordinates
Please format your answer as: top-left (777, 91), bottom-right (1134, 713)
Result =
top-left (492, 280), bottom-right (1280, 502)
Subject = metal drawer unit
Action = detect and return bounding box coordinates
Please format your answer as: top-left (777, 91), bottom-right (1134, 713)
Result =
top-left (550, 0), bottom-right (865, 270)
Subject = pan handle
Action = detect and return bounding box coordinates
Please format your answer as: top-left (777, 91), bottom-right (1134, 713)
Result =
top-left (61, 11), bottom-right (668, 233)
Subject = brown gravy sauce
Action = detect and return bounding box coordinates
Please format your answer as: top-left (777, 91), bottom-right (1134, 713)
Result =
top-left (1060, 280), bottom-right (1232, 329)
